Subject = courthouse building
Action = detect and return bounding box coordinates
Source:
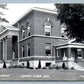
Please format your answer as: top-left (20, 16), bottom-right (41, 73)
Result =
top-left (13, 7), bottom-right (84, 68)
top-left (0, 22), bottom-right (19, 67)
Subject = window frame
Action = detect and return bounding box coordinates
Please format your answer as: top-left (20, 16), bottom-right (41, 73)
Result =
top-left (27, 44), bottom-right (30, 56)
top-left (45, 43), bottom-right (51, 56)
top-left (44, 22), bottom-right (52, 36)
top-left (26, 23), bottom-right (31, 37)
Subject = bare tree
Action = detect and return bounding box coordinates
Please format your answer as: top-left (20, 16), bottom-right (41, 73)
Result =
top-left (0, 4), bottom-right (9, 23)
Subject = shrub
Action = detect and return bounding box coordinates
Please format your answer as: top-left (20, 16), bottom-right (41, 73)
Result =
top-left (42, 67), bottom-right (46, 69)
top-left (3, 61), bottom-right (6, 68)
top-left (62, 62), bottom-right (68, 70)
top-left (8, 64), bottom-right (24, 68)
top-left (29, 67), bottom-right (33, 69)
top-left (71, 67), bottom-right (74, 70)
top-left (56, 66), bottom-right (61, 70)
top-left (27, 60), bottom-right (30, 69)
top-left (62, 62), bottom-right (66, 69)
top-left (38, 60), bottom-right (41, 69)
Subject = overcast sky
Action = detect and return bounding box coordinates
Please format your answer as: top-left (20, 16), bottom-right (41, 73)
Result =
top-left (1, 4), bottom-right (55, 25)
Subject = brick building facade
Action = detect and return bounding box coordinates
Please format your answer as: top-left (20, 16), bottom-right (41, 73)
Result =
top-left (13, 7), bottom-right (84, 68)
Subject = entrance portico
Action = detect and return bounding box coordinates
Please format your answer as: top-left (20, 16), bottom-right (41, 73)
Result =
top-left (0, 22), bottom-right (19, 64)
top-left (55, 43), bottom-right (84, 62)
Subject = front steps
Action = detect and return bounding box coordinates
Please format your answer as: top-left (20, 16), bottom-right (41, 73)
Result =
top-left (68, 61), bottom-right (84, 71)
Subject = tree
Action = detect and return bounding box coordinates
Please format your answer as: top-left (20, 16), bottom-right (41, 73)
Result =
top-left (55, 4), bottom-right (84, 42)
top-left (38, 60), bottom-right (41, 69)
top-left (0, 4), bottom-right (9, 23)
top-left (3, 61), bottom-right (7, 68)
top-left (27, 60), bottom-right (30, 68)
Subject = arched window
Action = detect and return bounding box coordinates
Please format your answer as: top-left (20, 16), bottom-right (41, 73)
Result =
top-left (61, 24), bottom-right (67, 37)
top-left (22, 28), bottom-right (25, 39)
top-left (26, 22), bottom-right (31, 37)
top-left (21, 23), bottom-right (25, 39)
top-left (44, 22), bottom-right (51, 36)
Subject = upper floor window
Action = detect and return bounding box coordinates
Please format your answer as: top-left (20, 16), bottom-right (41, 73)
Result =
top-left (27, 23), bottom-right (31, 36)
top-left (22, 29), bottom-right (25, 39)
top-left (61, 24), bottom-right (67, 37)
top-left (44, 22), bottom-right (51, 36)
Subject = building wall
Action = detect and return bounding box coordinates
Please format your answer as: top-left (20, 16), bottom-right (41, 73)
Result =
top-left (19, 37), bottom-right (34, 58)
top-left (34, 11), bottom-right (61, 37)
top-left (14, 9), bottom-right (66, 67)
top-left (15, 11), bottom-right (34, 41)
top-left (34, 36), bottom-right (61, 56)
top-left (16, 10), bottom-right (63, 57)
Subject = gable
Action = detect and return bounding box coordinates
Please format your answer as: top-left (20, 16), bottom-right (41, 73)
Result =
top-left (0, 25), bottom-right (6, 33)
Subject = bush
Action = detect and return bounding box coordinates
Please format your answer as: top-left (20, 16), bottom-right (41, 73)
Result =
top-left (62, 62), bottom-right (68, 70)
top-left (8, 64), bottom-right (24, 68)
top-left (42, 67), bottom-right (47, 69)
top-left (38, 60), bottom-right (41, 69)
top-left (27, 60), bottom-right (30, 69)
top-left (29, 67), bottom-right (33, 69)
top-left (71, 67), bottom-right (74, 70)
top-left (62, 62), bottom-right (66, 69)
top-left (3, 61), bottom-right (6, 68)
top-left (56, 66), bottom-right (61, 70)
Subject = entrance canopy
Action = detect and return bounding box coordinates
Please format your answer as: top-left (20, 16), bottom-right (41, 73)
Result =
top-left (56, 43), bottom-right (84, 49)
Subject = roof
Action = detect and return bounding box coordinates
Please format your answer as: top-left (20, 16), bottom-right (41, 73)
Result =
top-left (13, 7), bottom-right (57, 25)
top-left (55, 38), bottom-right (84, 49)
top-left (0, 22), bottom-right (18, 30)
top-left (0, 22), bottom-right (19, 35)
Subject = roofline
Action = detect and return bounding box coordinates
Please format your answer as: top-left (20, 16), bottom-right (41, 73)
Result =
top-left (55, 42), bottom-right (84, 47)
top-left (0, 28), bottom-right (19, 35)
top-left (13, 7), bottom-right (57, 25)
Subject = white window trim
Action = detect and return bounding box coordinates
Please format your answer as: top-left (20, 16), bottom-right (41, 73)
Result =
top-left (27, 26), bottom-right (31, 36)
top-left (22, 29), bottom-right (25, 39)
top-left (44, 27), bottom-right (51, 36)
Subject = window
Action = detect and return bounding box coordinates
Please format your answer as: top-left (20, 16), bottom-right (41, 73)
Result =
top-left (44, 22), bottom-right (51, 36)
top-left (22, 46), bottom-right (25, 57)
top-left (27, 44), bottom-right (30, 56)
top-left (27, 24), bottom-right (31, 36)
top-left (77, 49), bottom-right (82, 57)
top-left (61, 27), bottom-right (66, 33)
top-left (22, 29), bottom-right (25, 39)
top-left (45, 43), bottom-right (51, 56)
top-left (61, 24), bottom-right (67, 38)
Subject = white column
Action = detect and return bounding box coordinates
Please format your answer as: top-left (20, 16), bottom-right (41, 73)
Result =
top-left (57, 49), bottom-right (59, 57)
top-left (3, 38), bottom-right (7, 61)
top-left (3, 39), bottom-right (4, 60)
top-left (18, 35), bottom-right (19, 63)
top-left (5, 38), bottom-right (7, 61)
top-left (13, 52), bottom-right (15, 59)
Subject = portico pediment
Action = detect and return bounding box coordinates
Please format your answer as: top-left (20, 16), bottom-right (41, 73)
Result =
top-left (0, 25), bottom-right (6, 33)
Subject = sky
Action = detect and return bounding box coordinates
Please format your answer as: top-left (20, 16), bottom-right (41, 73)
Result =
top-left (0, 4), bottom-right (55, 25)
